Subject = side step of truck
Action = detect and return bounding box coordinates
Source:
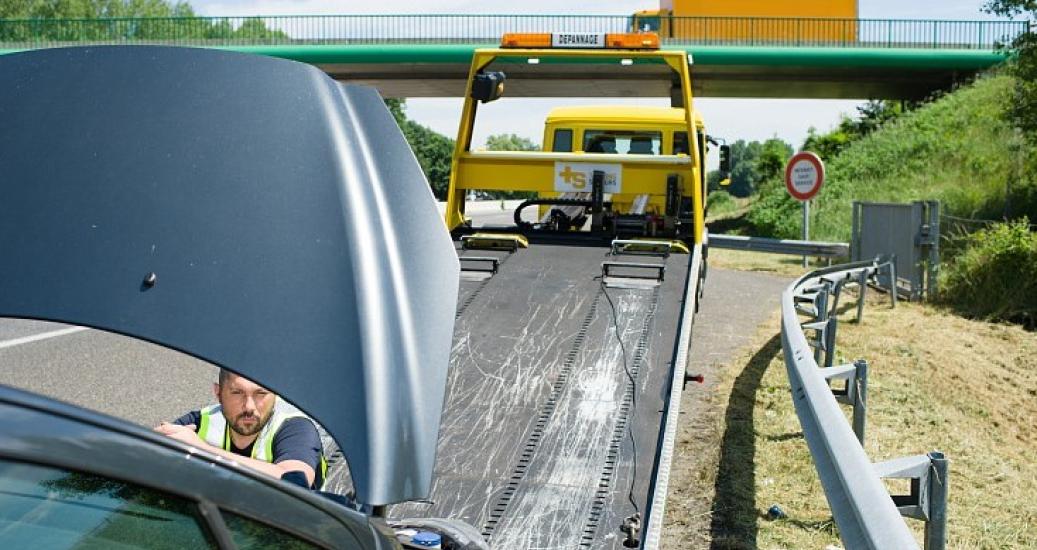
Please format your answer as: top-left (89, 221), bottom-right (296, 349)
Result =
top-left (461, 233), bottom-right (529, 251)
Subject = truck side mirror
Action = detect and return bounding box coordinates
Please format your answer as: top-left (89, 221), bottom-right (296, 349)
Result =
top-left (719, 144), bottom-right (731, 173)
top-left (471, 71), bottom-right (506, 103)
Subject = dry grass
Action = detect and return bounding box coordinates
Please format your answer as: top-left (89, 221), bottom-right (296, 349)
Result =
top-left (706, 248), bottom-right (827, 279)
top-left (665, 291), bottom-right (1037, 549)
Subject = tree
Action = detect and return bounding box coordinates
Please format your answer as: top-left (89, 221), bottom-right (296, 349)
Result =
top-left (757, 138), bottom-right (794, 183)
top-left (986, 2), bottom-right (1037, 144)
top-left (385, 99), bottom-right (456, 199)
top-left (802, 101), bottom-right (903, 162)
top-left (479, 134), bottom-right (541, 198)
top-left (0, 0), bottom-right (195, 19)
top-left (802, 121), bottom-right (854, 161)
top-left (484, 133), bottom-right (539, 151)
top-left (725, 139), bottom-right (760, 197)
top-left (0, 1), bottom-right (286, 43)
top-left (719, 138), bottom-right (793, 197)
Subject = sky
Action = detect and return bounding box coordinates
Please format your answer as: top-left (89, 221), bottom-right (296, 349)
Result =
top-left (191, 1), bottom-right (1015, 165)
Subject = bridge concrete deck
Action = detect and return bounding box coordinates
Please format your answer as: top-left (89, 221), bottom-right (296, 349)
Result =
top-left (228, 44), bottom-right (1007, 99)
top-left (0, 43), bottom-right (1007, 99)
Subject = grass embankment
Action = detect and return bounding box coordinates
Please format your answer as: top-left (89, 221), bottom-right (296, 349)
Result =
top-left (706, 248), bottom-right (819, 279)
top-left (666, 291), bottom-right (1037, 549)
top-left (748, 75), bottom-right (1023, 242)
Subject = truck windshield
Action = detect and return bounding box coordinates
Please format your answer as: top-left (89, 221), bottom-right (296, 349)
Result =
top-left (583, 130), bottom-right (661, 155)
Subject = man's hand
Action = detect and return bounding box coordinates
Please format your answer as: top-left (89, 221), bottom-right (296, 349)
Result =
top-left (154, 422), bottom-right (206, 447)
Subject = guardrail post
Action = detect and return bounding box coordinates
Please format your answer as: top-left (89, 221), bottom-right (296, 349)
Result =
top-left (887, 259), bottom-right (898, 308)
top-left (925, 451), bottom-right (949, 550)
top-left (856, 269), bottom-right (868, 322)
top-left (851, 359), bottom-right (868, 445)
top-left (875, 451), bottom-right (950, 550)
top-left (823, 314), bottom-right (838, 369)
top-left (821, 279), bottom-right (846, 369)
top-left (823, 359), bottom-right (867, 445)
top-left (813, 282), bottom-right (831, 364)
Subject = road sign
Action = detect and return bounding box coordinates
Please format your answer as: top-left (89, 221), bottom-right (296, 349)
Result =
top-left (785, 151), bottom-right (825, 201)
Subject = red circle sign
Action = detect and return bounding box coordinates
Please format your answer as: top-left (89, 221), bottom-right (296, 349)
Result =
top-left (785, 151), bottom-right (825, 201)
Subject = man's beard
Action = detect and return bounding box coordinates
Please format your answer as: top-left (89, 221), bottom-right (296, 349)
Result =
top-left (229, 409), bottom-right (272, 437)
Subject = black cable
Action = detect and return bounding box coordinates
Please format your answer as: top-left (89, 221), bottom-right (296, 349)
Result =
top-left (600, 279), bottom-right (640, 516)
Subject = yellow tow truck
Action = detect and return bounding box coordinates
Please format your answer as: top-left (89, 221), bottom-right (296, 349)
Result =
top-left (443, 31), bottom-right (712, 244)
top-left (535, 105), bottom-right (708, 231)
top-left (397, 32), bottom-right (718, 548)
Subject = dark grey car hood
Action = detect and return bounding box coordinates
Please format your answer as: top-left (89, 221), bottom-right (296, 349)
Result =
top-left (0, 46), bottom-right (459, 506)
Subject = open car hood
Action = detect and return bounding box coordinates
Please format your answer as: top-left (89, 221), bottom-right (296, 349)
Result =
top-left (0, 46), bottom-right (459, 505)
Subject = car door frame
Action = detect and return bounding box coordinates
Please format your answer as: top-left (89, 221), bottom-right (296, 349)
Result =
top-left (0, 385), bottom-right (392, 550)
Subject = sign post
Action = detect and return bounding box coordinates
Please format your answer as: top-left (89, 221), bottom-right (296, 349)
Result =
top-left (784, 151), bottom-right (826, 267)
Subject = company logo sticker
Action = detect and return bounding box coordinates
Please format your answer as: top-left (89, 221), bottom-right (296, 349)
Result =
top-left (554, 162), bottom-right (622, 193)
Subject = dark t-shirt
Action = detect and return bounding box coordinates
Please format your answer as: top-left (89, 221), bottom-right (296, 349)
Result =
top-left (174, 410), bottom-right (324, 488)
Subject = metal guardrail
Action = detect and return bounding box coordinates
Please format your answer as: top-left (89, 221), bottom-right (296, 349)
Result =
top-left (709, 233), bottom-right (850, 258)
top-left (0, 15), bottom-right (1028, 50)
top-left (781, 256), bottom-right (949, 550)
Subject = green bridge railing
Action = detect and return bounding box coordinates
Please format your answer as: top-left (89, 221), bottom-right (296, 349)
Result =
top-left (0, 15), bottom-right (1030, 50)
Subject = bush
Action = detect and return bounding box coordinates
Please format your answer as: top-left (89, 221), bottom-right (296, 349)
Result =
top-left (706, 190), bottom-right (736, 214)
top-left (938, 219), bottom-right (1037, 327)
top-left (744, 179), bottom-right (801, 239)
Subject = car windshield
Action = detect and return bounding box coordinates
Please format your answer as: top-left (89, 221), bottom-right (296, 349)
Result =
top-left (582, 130), bottom-right (662, 154)
top-left (0, 460), bottom-right (216, 549)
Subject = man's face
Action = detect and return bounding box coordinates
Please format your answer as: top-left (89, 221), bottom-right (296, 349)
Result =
top-left (214, 374), bottom-right (276, 437)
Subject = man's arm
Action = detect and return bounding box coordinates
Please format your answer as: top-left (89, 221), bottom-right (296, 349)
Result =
top-left (269, 417), bottom-right (323, 488)
top-left (172, 411), bottom-right (201, 428)
top-left (154, 422), bottom-right (314, 484)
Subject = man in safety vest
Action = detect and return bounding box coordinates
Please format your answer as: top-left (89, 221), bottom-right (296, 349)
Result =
top-left (155, 368), bottom-right (327, 490)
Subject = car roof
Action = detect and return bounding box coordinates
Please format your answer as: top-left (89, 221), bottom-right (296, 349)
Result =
top-left (0, 46), bottom-right (459, 506)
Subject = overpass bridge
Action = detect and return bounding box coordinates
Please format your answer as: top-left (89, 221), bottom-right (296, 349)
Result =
top-left (0, 15), bottom-right (1028, 98)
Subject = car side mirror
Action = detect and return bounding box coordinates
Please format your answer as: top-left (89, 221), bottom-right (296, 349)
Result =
top-left (719, 144), bottom-right (731, 173)
top-left (471, 71), bottom-right (506, 103)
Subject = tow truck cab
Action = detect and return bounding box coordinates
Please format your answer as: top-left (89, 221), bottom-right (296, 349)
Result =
top-left (444, 31), bottom-right (708, 243)
top-left (540, 106), bottom-right (708, 225)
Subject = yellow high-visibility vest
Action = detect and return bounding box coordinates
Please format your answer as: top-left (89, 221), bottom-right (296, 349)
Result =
top-left (197, 401), bottom-right (328, 489)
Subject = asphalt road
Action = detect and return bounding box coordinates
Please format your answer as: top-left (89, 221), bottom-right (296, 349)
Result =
top-left (0, 206), bottom-right (792, 434)
top-left (0, 320), bottom-right (215, 427)
top-left (0, 267), bottom-right (789, 430)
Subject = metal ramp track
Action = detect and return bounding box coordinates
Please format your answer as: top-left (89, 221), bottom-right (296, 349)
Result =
top-left (390, 243), bottom-right (691, 549)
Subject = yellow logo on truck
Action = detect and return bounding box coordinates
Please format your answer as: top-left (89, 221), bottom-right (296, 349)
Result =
top-left (554, 162), bottom-right (622, 193)
top-left (558, 166), bottom-right (588, 189)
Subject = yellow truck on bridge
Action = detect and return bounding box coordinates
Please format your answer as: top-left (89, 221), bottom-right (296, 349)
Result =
top-left (633, 0), bottom-right (859, 43)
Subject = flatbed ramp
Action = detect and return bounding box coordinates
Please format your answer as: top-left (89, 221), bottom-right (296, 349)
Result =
top-left (390, 241), bottom-right (695, 548)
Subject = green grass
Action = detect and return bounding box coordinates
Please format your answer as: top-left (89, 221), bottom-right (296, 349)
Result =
top-left (748, 74), bottom-right (1022, 241)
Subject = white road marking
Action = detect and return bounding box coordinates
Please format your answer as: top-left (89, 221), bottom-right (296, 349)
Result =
top-left (0, 326), bottom-right (89, 350)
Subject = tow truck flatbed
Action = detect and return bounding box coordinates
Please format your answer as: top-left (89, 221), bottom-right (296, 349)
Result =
top-left (390, 239), bottom-right (697, 548)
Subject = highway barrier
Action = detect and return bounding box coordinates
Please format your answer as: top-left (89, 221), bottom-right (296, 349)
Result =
top-left (708, 233), bottom-right (849, 258)
top-left (781, 256), bottom-right (949, 550)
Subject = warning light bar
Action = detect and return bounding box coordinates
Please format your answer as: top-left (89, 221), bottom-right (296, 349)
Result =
top-left (500, 32), bottom-right (660, 50)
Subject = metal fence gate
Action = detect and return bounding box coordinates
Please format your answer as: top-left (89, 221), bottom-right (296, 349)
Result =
top-left (851, 200), bottom-right (940, 301)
